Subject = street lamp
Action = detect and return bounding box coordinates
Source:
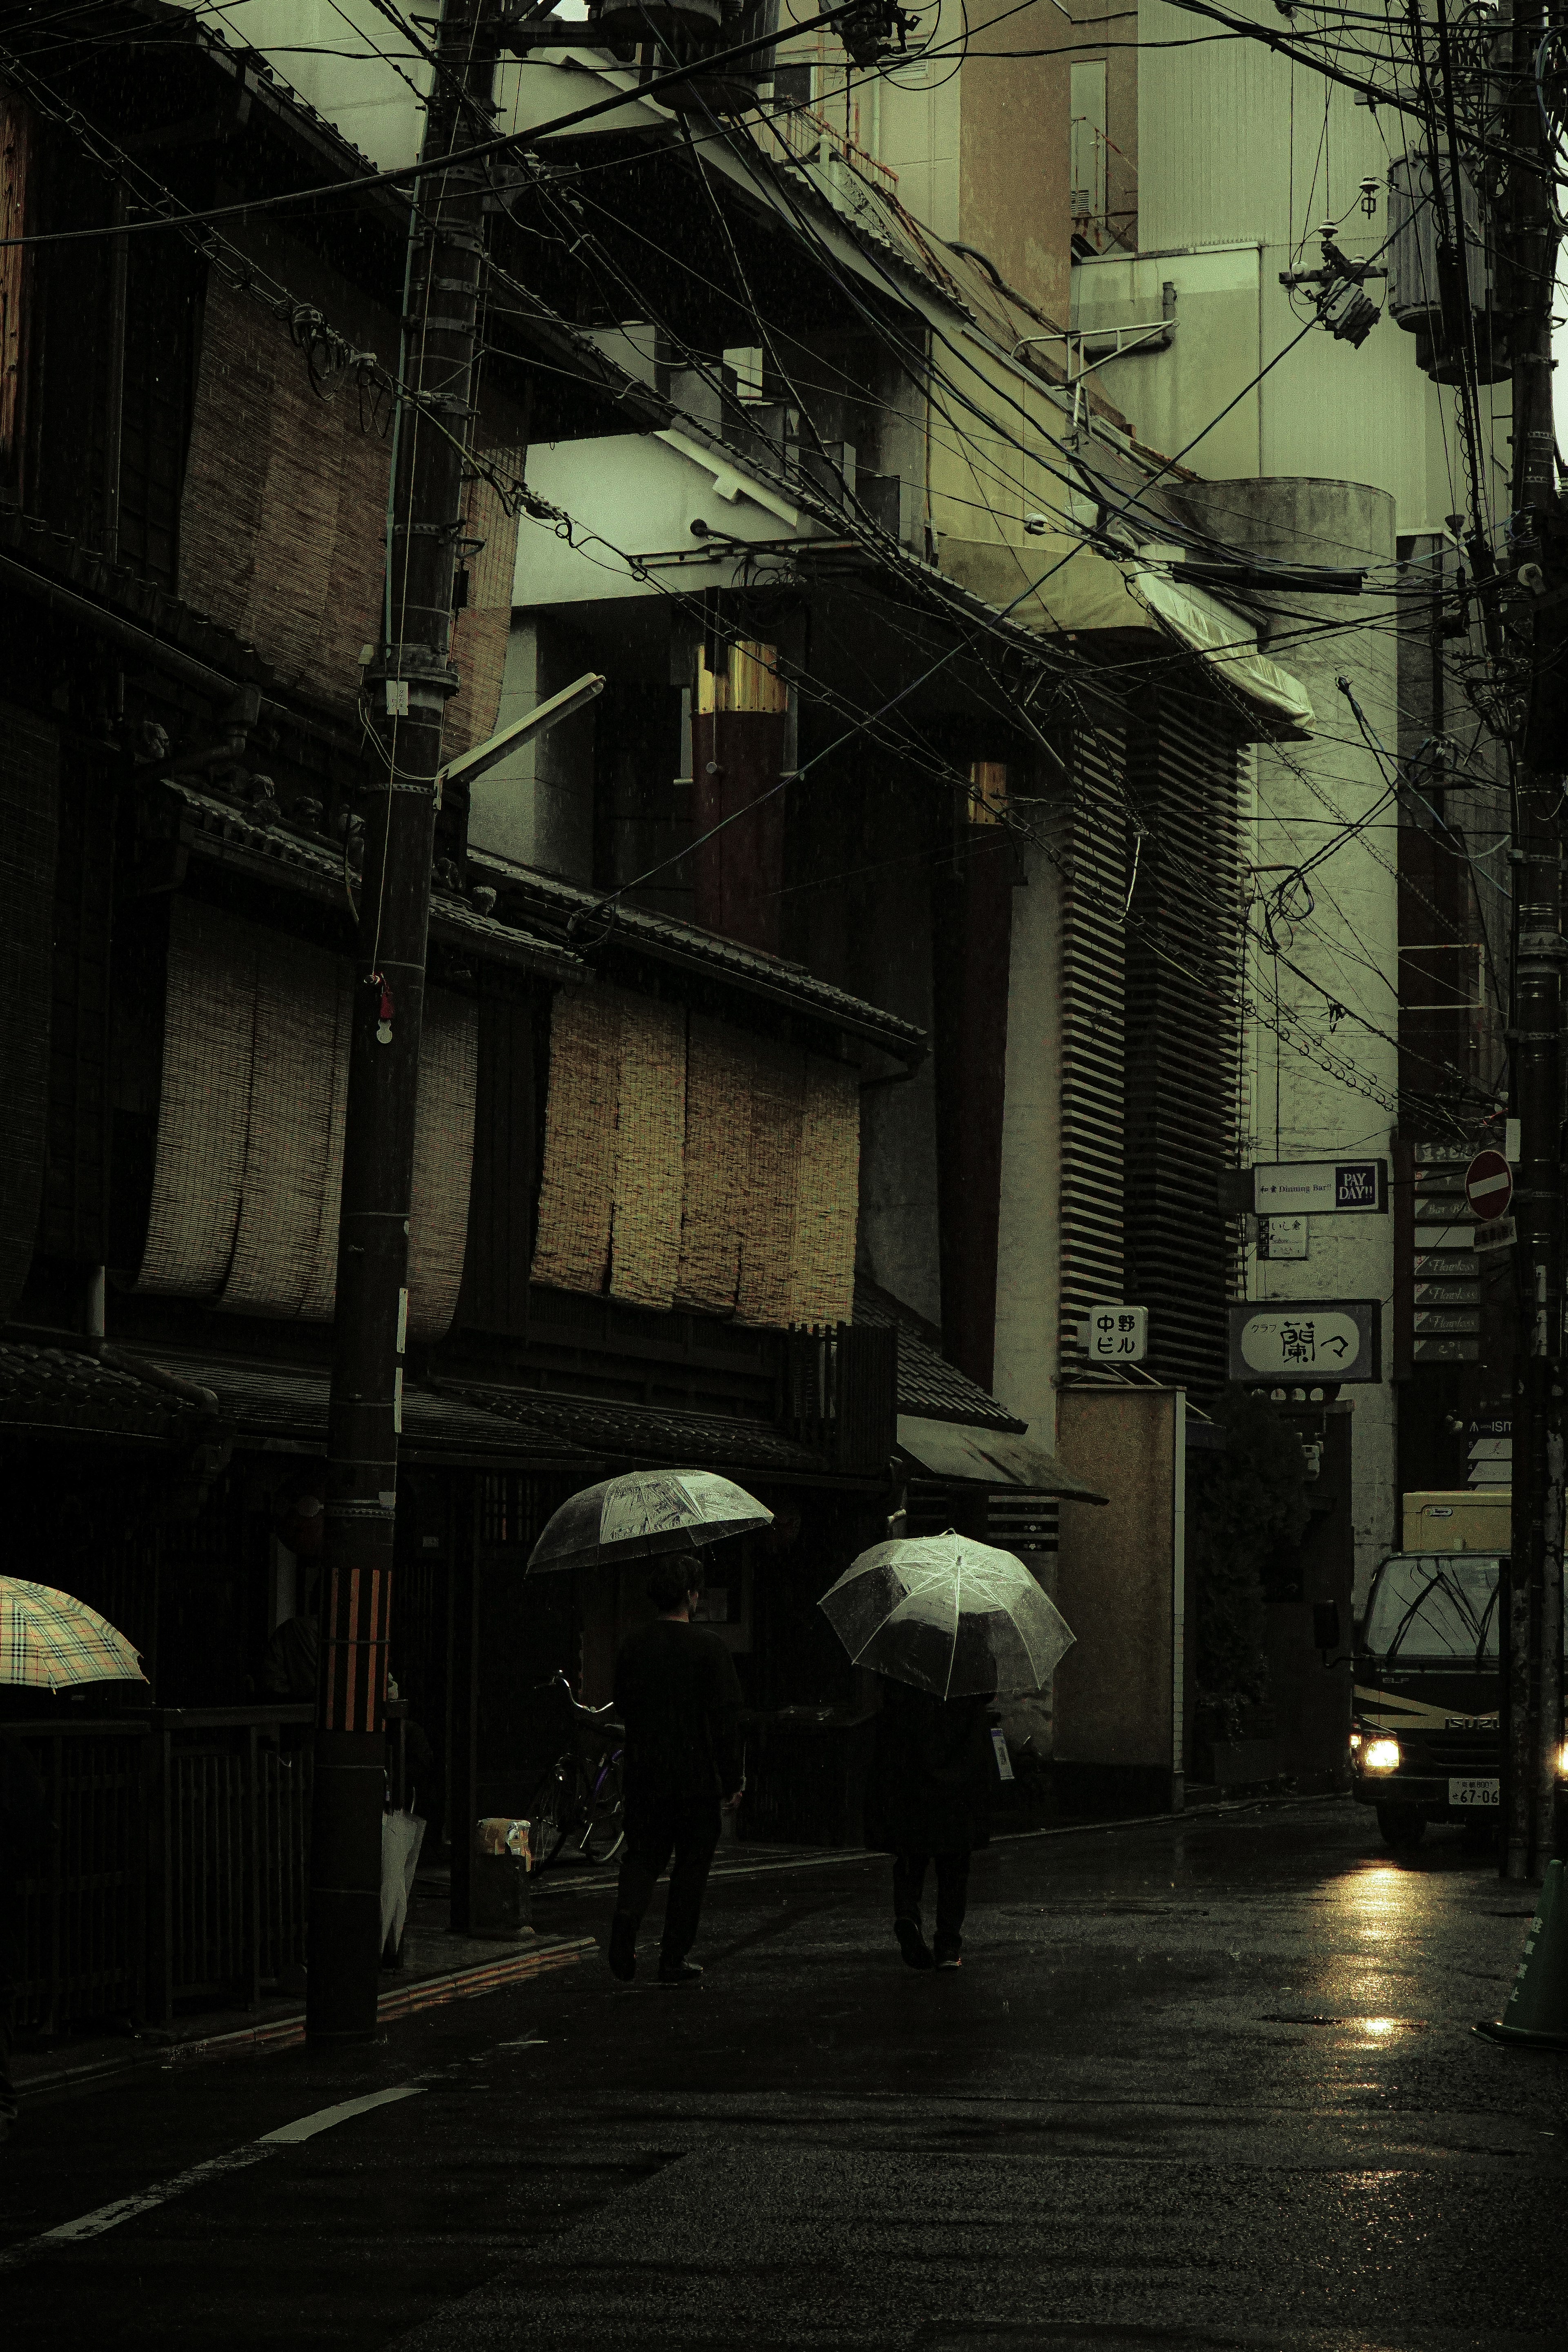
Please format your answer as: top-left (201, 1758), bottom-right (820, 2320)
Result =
top-left (437, 673), bottom-right (606, 805)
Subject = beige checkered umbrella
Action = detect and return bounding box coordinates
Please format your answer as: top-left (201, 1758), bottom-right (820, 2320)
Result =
top-left (0, 1579), bottom-right (147, 1693)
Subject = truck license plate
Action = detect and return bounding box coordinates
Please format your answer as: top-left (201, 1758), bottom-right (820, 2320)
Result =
top-left (1448, 1776), bottom-right (1500, 1807)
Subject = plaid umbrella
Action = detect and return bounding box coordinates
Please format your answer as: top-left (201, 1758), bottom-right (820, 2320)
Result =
top-left (0, 1579), bottom-right (147, 1693)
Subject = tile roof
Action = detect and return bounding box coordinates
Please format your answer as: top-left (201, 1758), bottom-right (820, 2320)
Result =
top-left (470, 854), bottom-right (926, 1061)
top-left (124, 1353), bottom-right (600, 1465)
top-left (853, 1277), bottom-right (1025, 1433)
top-left (0, 1343), bottom-right (209, 1444)
top-left (449, 1384), bottom-right (834, 1477)
top-left (160, 783), bottom-right (588, 982)
top-left (121, 1354), bottom-right (835, 1477)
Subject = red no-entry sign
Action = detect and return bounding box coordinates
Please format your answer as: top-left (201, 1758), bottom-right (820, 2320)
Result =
top-left (1465, 1150), bottom-right (1514, 1222)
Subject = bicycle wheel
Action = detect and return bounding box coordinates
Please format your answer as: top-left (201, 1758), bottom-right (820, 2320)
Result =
top-left (581, 1751), bottom-right (626, 1864)
top-left (530, 1759), bottom-right (578, 1871)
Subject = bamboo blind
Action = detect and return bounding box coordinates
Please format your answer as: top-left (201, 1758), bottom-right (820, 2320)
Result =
top-left (532, 985), bottom-right (861, 1329)
top-left (734, 1036), bottom-right (805, 1327)
top-left (674, 1014), bottom-right (752, 1313)
top-left (408, 991), bottom-right (479, 1342)
top-left (609, 993), bottom-right (686, 1311)
top-left (137, 900), bottom-right (259, 1297)
top-left (297, 959), bottom-right (355, 1323)
top-left (530, 986), bottom-right (622, 1295)
top-left (787, 1057), bottom-right (859, 1326)
top-left (220, 932), bottom-right (342, 1317)
top-left (140, 908), bottom-right (477, 1327)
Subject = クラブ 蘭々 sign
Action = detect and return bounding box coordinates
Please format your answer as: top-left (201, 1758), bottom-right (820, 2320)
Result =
top-left (1227, 1299), bottom-right (1382, 1385)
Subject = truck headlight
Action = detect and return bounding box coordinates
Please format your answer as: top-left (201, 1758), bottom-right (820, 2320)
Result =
top-left (1362, 1737), bottom-right (1401, 1773)
top-left (1557, 1739), bottom-right (1568, 1780)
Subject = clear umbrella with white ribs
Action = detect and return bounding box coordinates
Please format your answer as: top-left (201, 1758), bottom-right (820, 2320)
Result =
top-left (819, 1531), bottom-right (1075, 1697)
top-left (526, 1468), bottom-right (773, 1574)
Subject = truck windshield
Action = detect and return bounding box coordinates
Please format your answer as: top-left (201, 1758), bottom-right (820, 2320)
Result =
top-left (1363, 1555), bottom-right (1501, 1662)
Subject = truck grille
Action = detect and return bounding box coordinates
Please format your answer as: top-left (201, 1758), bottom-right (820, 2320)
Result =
top-left (1408, 1730), bottom-right (1499, 1771)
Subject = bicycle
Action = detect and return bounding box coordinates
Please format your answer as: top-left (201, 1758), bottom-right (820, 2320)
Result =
top-left (528, 1670), bottom-right (626, 1870)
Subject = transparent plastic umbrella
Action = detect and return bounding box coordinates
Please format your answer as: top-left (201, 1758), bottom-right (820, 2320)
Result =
top-left (526, 1469), bottom-right (773, 1574)
top-left (818, 1532), bottom-right (1074, 1697)
top-left (0, 1578), bottom-right (147, 1693)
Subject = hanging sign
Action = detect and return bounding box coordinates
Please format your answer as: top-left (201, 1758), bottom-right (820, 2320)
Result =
top-left (1227, 1299), bottom-right (1382, 1384)
top-left (1252, 1160), bottom-right (1387, 1215)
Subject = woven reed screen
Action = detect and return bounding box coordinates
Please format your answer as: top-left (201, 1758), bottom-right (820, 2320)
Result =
top-left (530, 986), bottom-right (622, 1295)
top-left (733, 1037), bottom-right (804, 1328)
top-left (675, 1015), bottom-right (752, 1313)
top-left (137, 899), bottom-right (260, 1297)
top-left (532, 988), bottom-right (860, 1328)
top-left (221, 931), bottom-right (343, 1317)
top-left (609, 993), bottom-right (686, 1312)
top-left (139, 908), bottom-right (477, 1328)
top-left (297, 959), bottom-right (355, 1323)
top-left (408, 992), bottom-right (479, 1341)
top-left (788, 1057), bottom-right (858, 1326)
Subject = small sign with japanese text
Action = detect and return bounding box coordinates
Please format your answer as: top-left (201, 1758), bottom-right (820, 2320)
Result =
top-left (1087, 1305), bottom-right (1148, 1363)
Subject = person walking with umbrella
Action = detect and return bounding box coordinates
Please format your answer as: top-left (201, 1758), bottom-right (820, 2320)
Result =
top-left (607, 1556), bottom-right (745, 1987)
top-left (526, 1470), bottom-right (770, 1990)
top-left (865, 1675), bottom-right (996, 1970)
top-left (820, 1530), bottom-right (1075, 1974)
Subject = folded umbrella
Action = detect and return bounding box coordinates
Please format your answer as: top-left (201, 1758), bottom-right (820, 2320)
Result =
top-left (0, 1578), bottom-right (147, 1693)
top-left (818, 1532), bottom-right (1074, 1698)
top-left (526, 1468), bottom-right (773, 1574)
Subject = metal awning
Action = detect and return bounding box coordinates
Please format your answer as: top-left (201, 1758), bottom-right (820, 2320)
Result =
top-left (897, 1414), bottom-right (1108, 1503)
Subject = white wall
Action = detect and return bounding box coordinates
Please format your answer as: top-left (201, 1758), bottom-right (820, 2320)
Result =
top-left (468, 618), bottom-right (596, 880)
top-left (1128, 0), bottom-right (1506, 534)
top-left (1184, 479), bottom-right (1400, 1605)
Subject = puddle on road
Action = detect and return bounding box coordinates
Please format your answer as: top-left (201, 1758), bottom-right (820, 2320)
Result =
top-left (1260, 2012), bottom-right (1430, 2032)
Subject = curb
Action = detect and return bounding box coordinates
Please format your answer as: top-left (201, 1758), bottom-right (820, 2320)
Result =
top-left (20, 1936), bottom-right (597, 2105)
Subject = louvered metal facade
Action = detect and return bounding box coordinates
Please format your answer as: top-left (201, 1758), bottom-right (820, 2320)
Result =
top-left (1057, 682), bottom-right (1244, 1399)
top-left (1056, 703), bottom-right (1128, 1371)
top-left (1123, 684), bottom-right (1245, 1393)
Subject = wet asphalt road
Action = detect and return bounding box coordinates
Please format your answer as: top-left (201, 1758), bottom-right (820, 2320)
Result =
top-left (2, 1797), bottom-right (1565, 2352)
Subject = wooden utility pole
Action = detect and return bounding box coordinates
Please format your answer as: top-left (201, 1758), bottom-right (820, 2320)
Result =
top-left (306, 0), bottom-right (497, 2040)
top-left (1501, 0), bottom-right (1565, 1882)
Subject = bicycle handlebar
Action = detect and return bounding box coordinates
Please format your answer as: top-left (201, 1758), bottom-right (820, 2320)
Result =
top-left (530, 1666), bottom-right (617, 1718)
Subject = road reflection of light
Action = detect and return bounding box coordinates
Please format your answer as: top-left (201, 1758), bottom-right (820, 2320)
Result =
top-left (1318, 1869), bottom-right (1426, 2013)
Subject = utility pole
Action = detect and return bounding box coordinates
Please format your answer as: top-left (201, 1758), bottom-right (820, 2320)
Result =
top-left (1500, 0), bottom-right (1565, 1882)
top-left (306, 0), bottom-right (498, 2040)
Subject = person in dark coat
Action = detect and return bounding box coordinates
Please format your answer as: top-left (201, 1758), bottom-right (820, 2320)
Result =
top-left (864, 1675), bottom-right (995, 1970)
top-left (608, 1557), bottom-right (744, 1988)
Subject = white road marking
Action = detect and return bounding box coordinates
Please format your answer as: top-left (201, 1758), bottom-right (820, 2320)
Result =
top-left (256, 2085), bottom-right (425, 2145)
top-left (0, 2084), bottom-right (425, 2267)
